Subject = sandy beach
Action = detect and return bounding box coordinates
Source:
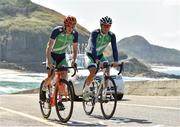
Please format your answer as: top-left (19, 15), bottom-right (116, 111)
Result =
top-left (125, 80), bottom-right (180, 96)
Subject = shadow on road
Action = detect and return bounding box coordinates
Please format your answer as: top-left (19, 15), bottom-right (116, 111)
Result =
top-left (48, 118), bottom-right (107, 126)
top-left (89, 115), bottom-right (152, 124)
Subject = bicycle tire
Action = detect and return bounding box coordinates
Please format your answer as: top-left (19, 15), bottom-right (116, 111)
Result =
top-left (39, 80), bottom-right (51, 119)
top-left (55, 79), bottom-right (74, 123)
top-left (100, 77), bottom-right (117, 119)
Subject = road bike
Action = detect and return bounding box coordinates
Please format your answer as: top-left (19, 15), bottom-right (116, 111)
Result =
top-left (83, 62), bottom-right (123, 119)
top-left (39, 64), bottom-right (77, 123)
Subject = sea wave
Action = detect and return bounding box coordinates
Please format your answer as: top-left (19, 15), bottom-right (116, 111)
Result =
top-left (0, 72), bottom-right (46, 94)
top-left (0, 86), bottom-right (27, 95)
top-left (0, 73), bottom-right (46, 83)
top-left (0, 81), bottom-right (41, 94)
top-left (151, 65), bottom-right (180, 75)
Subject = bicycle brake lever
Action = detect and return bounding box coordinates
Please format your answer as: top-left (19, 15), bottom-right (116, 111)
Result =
top-left (118, 62), bottom-right (124, 75)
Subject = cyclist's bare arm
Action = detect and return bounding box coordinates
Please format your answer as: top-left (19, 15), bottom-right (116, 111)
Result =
top-left (46, 38), bottom-right (55, 69)
top-left (71, 42), bottom-right (78, 66)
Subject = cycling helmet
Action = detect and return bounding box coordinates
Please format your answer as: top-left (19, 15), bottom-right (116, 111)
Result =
top-left (100, 16), bottom-right (112, 25)
top-left (64, 16), bottom-right (77, 26)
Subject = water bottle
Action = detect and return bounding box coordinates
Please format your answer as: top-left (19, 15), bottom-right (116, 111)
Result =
top-left (52, 78), bottom-right (56, 86)
top-left (51, 84), bottom-right (55, 97)
top-left (95, 80), bottom-right (100, 95)
top-left (42, 84), bottom-right (46, 91)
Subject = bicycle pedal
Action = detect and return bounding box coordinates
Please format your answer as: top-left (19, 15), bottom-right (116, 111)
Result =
top-left (89, 87), bottom-right (94, 91)
top-left (39, 101), bottom-right (43, 104)
top-left (46, 99), bottom-right (50, 103)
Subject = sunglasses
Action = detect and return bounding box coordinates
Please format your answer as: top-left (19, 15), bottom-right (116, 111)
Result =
top-left (65, 25), bottom-right (74, 29)
top-left (102, 24), bottom-right (111, 28)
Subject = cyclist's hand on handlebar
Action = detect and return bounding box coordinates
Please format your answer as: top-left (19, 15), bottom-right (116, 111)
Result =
top-left (71, 60), bottom-right (77, 68)
top-left (111, 62), bottom-right (119, 67)
top-left (100, 62), bottom-right (104, 69)
top-left (96, 59), bottom-right (103, 68)
top-left (47, 62), bottom-right (55, 69)
top-left (96, 59), bottom-right (100, 64)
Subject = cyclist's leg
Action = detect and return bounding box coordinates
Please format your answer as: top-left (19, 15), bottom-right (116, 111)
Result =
top-left (56, 58), bottom-right (68, 79)
top-left (53, 53), bottom-right (68, 110)
top-left (56, 56), bottom-right (68, 94)
top-left (83, 54), bottom-right (97, 100)
top-left (43, 53), bottom-right (56, 89)
top-left (84, 54), bottom-right (97, 87)
top-left (40, 71), bottom-right (55, 101)
top-left (85, 67), bottom-right (96, 86)
top-left (44, 69), bottom-right (54, 88)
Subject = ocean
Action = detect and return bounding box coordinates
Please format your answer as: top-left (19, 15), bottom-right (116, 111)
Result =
top-left (0, 65), bottom-right (180, 94)
top-left (0, 71), bottom-right (46, 95)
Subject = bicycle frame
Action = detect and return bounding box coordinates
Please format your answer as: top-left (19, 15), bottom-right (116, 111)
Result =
top-left (50, 71), bottom-right (65, 107)
top-left (92, 68), bottom-right (110, 103)
top-left (91, 62), bottom-right (123, 104)
top-left (44, 66), bottom-right (77, 107)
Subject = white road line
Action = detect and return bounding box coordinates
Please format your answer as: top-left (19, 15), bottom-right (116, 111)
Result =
top-left (0, 106), bottom-right (65, 127)
top-left (121, 103), bottom-right (180, 110)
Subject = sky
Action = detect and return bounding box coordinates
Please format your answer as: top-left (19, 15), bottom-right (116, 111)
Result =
top-left (31, 0), bottom-right (180, 50)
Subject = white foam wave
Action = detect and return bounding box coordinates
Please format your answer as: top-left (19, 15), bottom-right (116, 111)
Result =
top-left (0, 86), bottom-right (27, 94)
top-left (0, 73), bottom-right (46, 83)
top-left (151, 65), bottom-right (180, 75)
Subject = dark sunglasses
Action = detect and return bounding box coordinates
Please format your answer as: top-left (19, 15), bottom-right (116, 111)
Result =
top-left (102, 24), bottom-right (111, 28)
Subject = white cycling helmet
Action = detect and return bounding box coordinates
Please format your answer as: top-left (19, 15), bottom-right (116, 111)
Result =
top-left (100, 16), bottom-right (112, 25)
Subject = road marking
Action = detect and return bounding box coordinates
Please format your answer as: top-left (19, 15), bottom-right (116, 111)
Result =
top-left (0, 106), bottom-right (95, 126)
top-left (121, 103), bottom-right (180, 110)
top-left (0, 106), bottom-right (65, 127)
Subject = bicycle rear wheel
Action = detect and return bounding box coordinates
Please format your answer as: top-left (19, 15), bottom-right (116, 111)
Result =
top-left (55, 79), bottom-right (74, 123)
top-left (39, 80), bottom-right (51, 118)
top-left (100, 77), bottom-right (117, 119)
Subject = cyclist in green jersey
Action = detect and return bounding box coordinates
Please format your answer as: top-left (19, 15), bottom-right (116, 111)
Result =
top-left (41, 16), bottom-right (78, 103)
top-left (83, 16), bottom-right (119, 100)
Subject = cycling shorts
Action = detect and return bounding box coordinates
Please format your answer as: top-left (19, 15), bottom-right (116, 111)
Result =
top-left (86, 52), bottom-right (108, 69)
top-left (51, 52), bottom-right (68, 69)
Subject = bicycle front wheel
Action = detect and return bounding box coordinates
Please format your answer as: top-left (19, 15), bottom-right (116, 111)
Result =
top-left (55, 79), bottom-right (74, 123)
top-left (100, 77), bottom-right (117, 119)
top-left (39, 80), bottom-right (51, 119)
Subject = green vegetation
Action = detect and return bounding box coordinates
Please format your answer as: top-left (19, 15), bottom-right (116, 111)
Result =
top-left (0, 0), bottom-right (89, 35)
top-left (0, 0), bottom-right (61, 32)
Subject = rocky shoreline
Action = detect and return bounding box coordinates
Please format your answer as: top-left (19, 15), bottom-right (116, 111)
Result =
top-left (122, 58), bottom-right (180, 79)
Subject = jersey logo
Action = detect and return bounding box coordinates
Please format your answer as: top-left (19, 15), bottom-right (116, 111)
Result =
top-left (96, 44), bottom-right (109, 52)
top-left (52, 44), bottom-right (68, 52)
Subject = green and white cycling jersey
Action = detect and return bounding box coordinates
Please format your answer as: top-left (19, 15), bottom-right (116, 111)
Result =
top-left (50, 26), bottom-right (78, 67)
top-left (50, 26), bottom-right (78, 54)
top-left (86, 29), bottom-right (118, 63)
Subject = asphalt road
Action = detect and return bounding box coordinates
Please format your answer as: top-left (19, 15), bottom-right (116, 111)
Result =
top-left (0, 94), bottom-right (180, 127)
